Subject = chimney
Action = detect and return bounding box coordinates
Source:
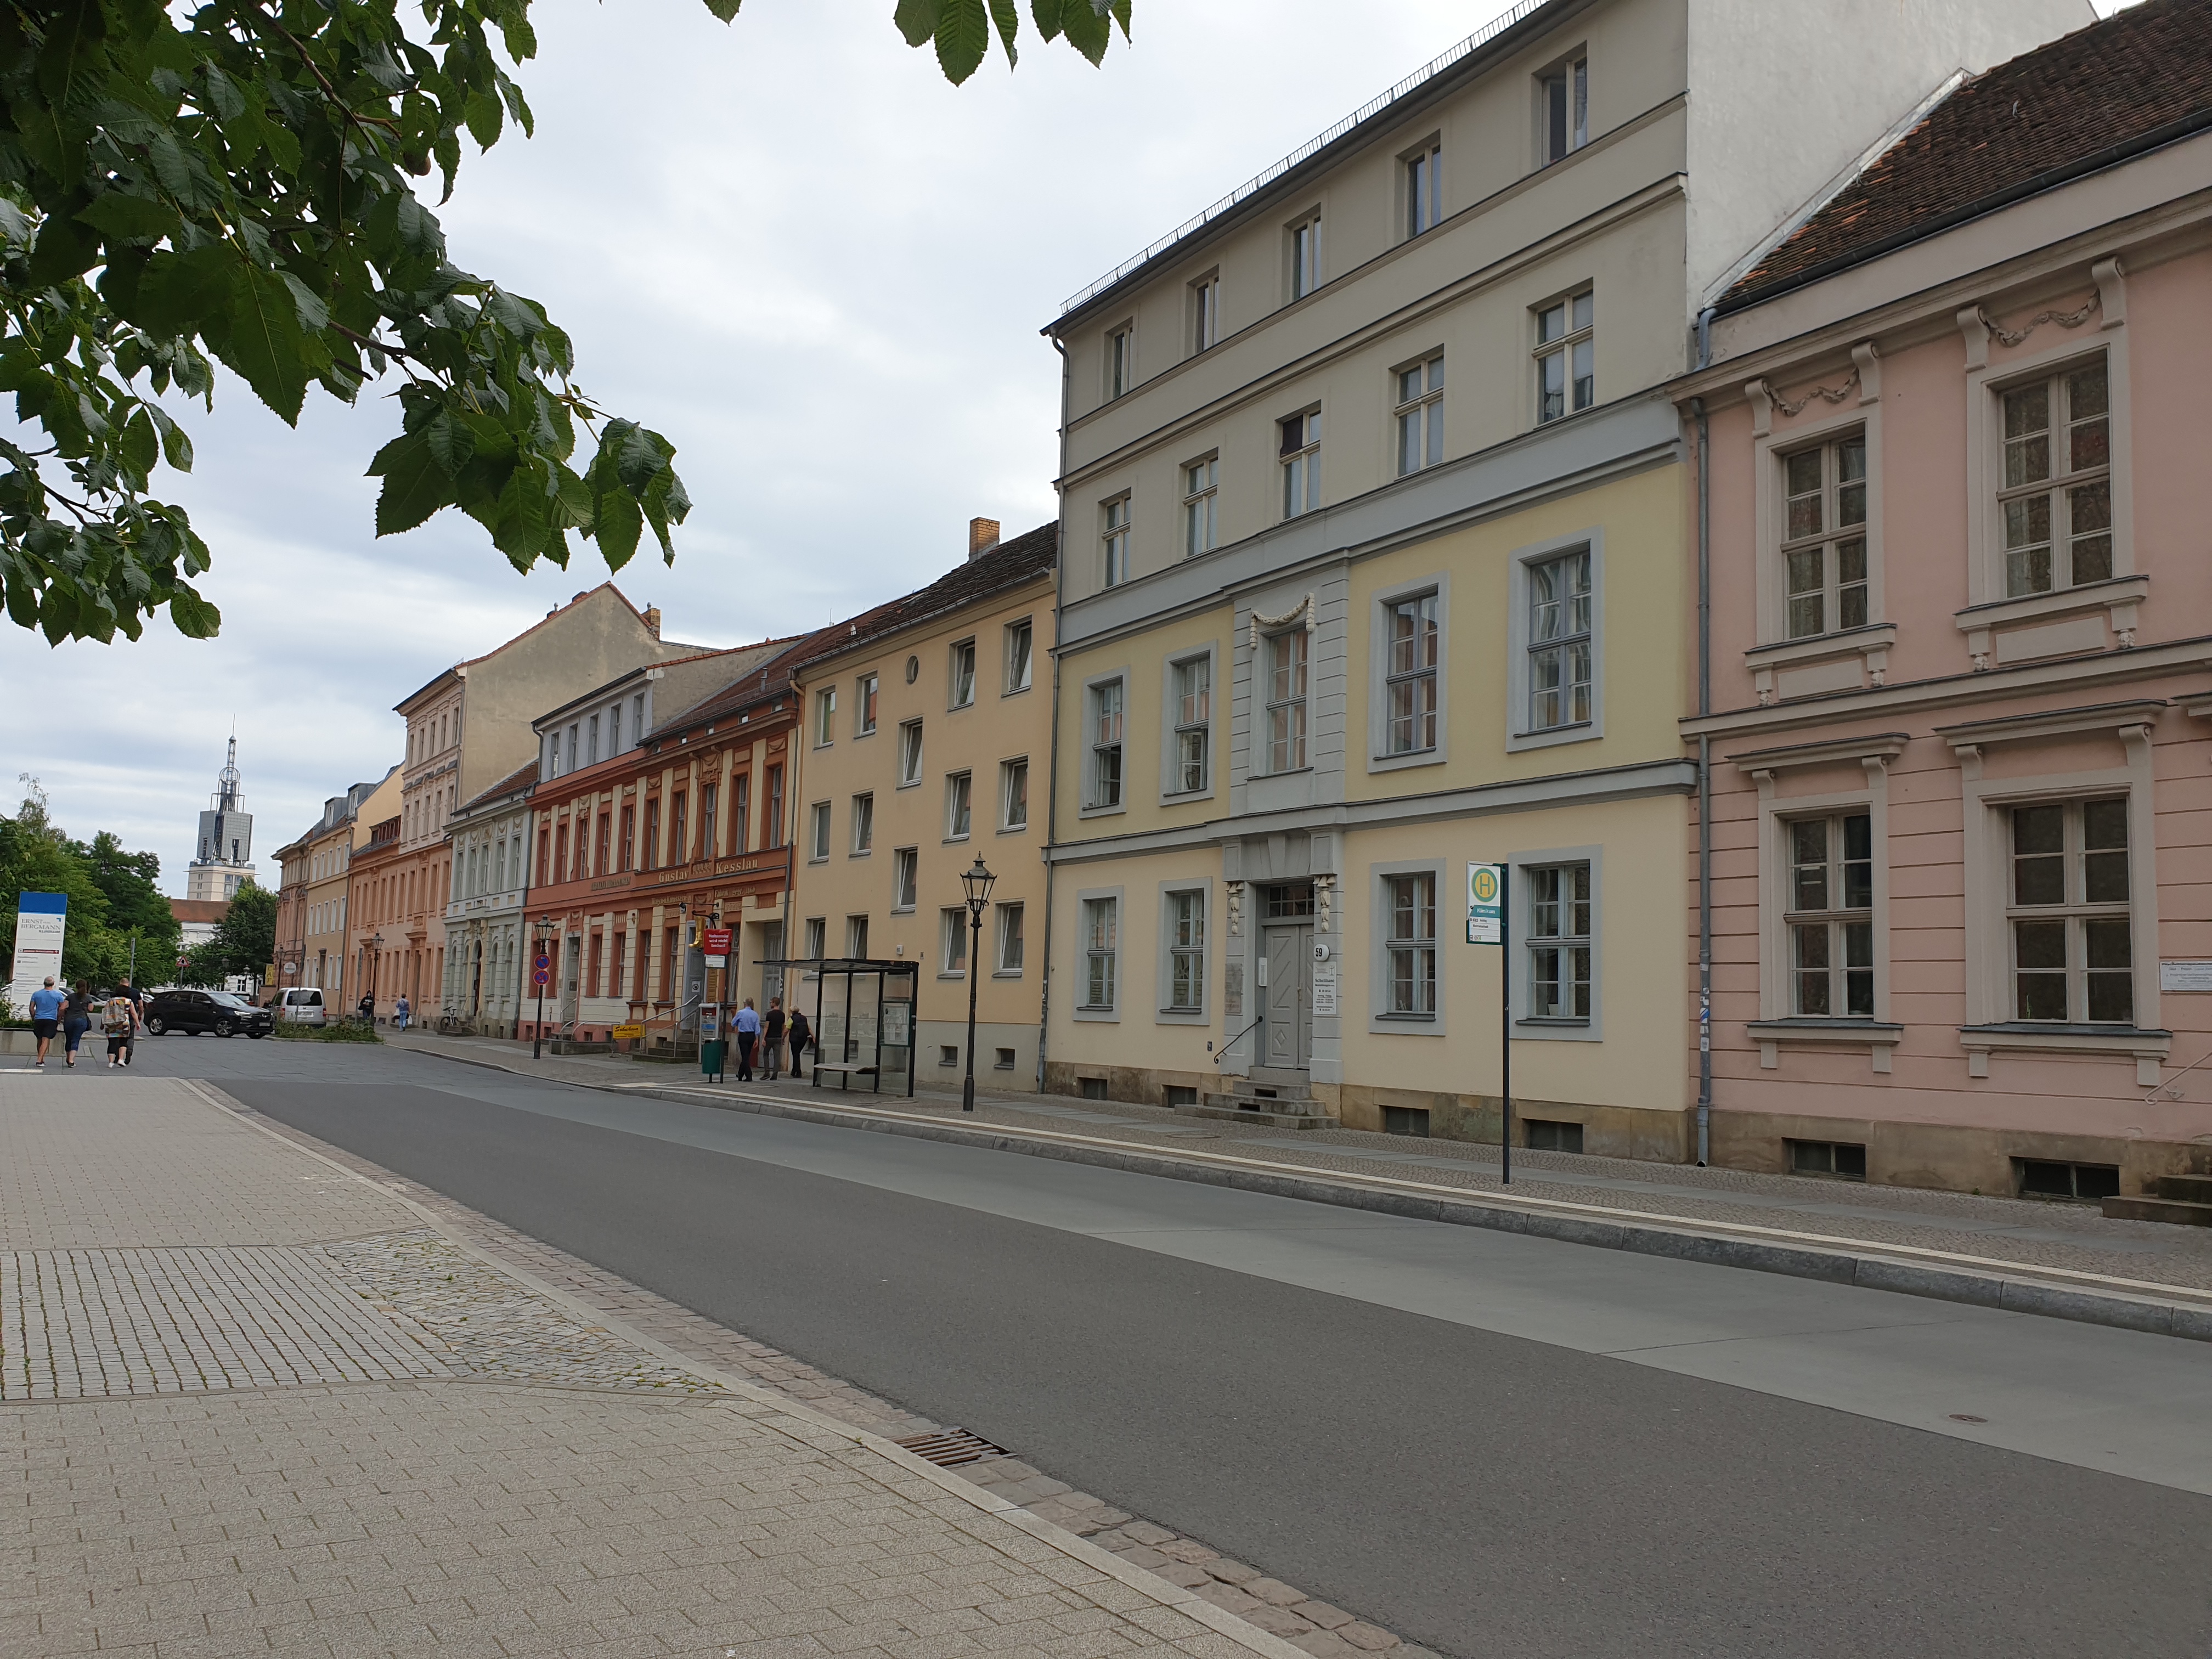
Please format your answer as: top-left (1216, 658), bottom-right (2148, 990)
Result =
top-left (968, 517), bottom-right (1001, 561)
top-left (642, 605), bottom-right (662, 639)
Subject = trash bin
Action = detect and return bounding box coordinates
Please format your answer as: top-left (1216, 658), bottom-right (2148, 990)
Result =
top-left (700, 1039), bottom-right (726, 1080)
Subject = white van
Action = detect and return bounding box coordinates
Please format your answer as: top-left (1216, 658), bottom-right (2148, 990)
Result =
top-left (275, 988), bottom-right (329, 1026)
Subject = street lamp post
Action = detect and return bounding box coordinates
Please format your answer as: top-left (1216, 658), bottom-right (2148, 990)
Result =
top-left (532, 915), bottom-right (554, 1060)
top-left (367, 932), bottom-right (385, 1022)
top-left (958, 855), bottom-right (995, 1114)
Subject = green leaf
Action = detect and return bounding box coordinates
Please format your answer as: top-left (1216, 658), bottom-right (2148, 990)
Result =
top-left (217, 265), bottom-right (309, 424)
top-left (1029, 0), bottom-right (1063, 39)
top-left (490, 462), bottom-right (549, 565)
top-left (699, 0), bottom-right (742, 19)
top-left (368, 428), bottom-right (453, 535)
top-left (934, 0), bottom-right (989, 83)
top-left (987, 0), bottom-right (1019, 65)
top-left (424, 409), bottom-right (476, 477)
top-left (463, 88), bottom-right (503, 149)
top-left (75, 193), bottom-right (180, 242)
top-left (167, 586), bottom-right (220, 638)
top-left (120, 409), bottom-right (159, 480)
top-left (894, 0), bottom-right (941, 47)
top-left (146, 405), bottom-right (193, 472)
top-left (128, 246), bottom-right (235, 340)
top-left (591, 480), bottom-right (641, 569)
top-left (36, 0), bottom-right (107, 105)
top-left (1062, 0), bottom-right (1109, 61)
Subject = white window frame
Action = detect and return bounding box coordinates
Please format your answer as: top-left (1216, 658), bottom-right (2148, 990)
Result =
top-left (1403, 138), bottom-right (1442, 239)
top-left (896, 719), bottom-right (923, 787)
top-left (1105, 321), bottom-right (1135, 400)
top-left (1368, 572), bottom-right (1448, 772)
top-left (1476, 845), bottom-right (1600, 1045)
top-left (1533, 290), bottom-right (1594, 425)
top-left (1367, 859), bottom-right (1446, 1036)
top-left (1000, 757), bottom-right (1029, 832)
top-left (1156, 881), bottom-right (1210, 1024)
top-left (1279, 409), bottom-right (1321, 520)
top-left (813, 686), bottom-right (836, 748)
top-left (994, 901), bottom-right (1025, 976)
top-left (1101, 494), bottom-right (1131, 589)
top-left (856, 672), bottom-right (879, 736)
top-left (939, 907), bottom-right (969, 979)
top-left (1160, 647), bottom-right (1215, 800)
top-left (1082, 670), bottom-right (1128, 817)
top-left (890, 847), bottom-right (918, 913)
top-left (1189, 271), bottom-right (1220, 355)
top-left (845, 914), bottom-right (870, 958)
top-left (1182, 454), bottom-right (1218, 558)
top-left (1751, 393), bottom-right (1888, 652)
top-left (850, 792), bottom-right (873, 856)
top-left (1261, 628), bottom-right (1310, 774)
top-left (944, 771), bottom-right (973, 842)
top-left (1778, 430), bottom-right (1871, 641)
top-left (1393, 353), bottom-right (1443, 477)
top-left (1074, 888), bottom-right (1122, 1021)
top-left (948, 637), bottom-right (977, 710)
top-left (1961, 327), bottom-right (2136, 625)
top-left (1506, 531), bottom-right (1602, 752)
top-left (1783, 810), bottom-right (1874, 1022)
top-left (1004, 618), bottom-right (1034, 695)
top-left (806, 800), bottom-right (831, 864)
top-left (1286, 211), bottom-right (1321, 302)
top-left (1537, 50), bottom-right (1588, 163)
top-left (803, 917), bottom-right (826, 961)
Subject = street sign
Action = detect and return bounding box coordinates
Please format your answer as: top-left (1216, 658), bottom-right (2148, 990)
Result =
top-left (702, 927), bottom-right (732, 957)
top-left (532, 966), bottom-right (550, 988)
top-left (1466, 863), bottom-right (1504, 945)
top-left (534, 953), bottom-right (550, 973)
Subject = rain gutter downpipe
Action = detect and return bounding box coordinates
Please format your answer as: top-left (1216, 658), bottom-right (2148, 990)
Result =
top-left (1693, 304), bottom-right (1715, 1167)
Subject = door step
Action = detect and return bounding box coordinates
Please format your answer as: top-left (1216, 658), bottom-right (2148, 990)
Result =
top-left (2103, 1172), bottom-right (2212, 1226)
top-left (1178, 1098), bottom-right (1336, 1130)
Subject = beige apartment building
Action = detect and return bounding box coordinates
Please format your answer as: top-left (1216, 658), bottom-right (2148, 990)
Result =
top-left (1038, 0), bottom-right (2083, 1151)
top-left (301, 773), bottom-right (392, 1000)
top-left (789, 521), bottom-right (1057, 1087)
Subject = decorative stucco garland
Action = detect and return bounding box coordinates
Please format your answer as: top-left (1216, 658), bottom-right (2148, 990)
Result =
top-left (1248, 591), bottom-right (1316, 653)
top-left (1982, 292), bottom-right (2098, 348)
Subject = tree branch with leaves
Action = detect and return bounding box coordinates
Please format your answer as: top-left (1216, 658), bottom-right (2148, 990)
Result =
top-left (0, 0), bottom-right (1130, 643)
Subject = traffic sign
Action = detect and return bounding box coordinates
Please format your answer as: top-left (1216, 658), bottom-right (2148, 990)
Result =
top-left (532, 966), bottom-right (550, 988)
top-left (1466, 863), bottom-right (1504, 945)
top-left (534, 953), bottom-right (550, 973)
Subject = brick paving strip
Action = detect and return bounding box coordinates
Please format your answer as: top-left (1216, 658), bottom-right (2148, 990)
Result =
top-left (0, 1077), bottom-right (1432, 1659)
top-left (385, 1034), bottom-right (2212, 1341)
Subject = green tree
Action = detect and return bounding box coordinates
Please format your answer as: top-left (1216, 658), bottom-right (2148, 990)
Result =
top-left (0, 0), bottom-right (1131, 644)
top-left (70, 827), bottom-right (179, 968)
top-left (0, 811), bottom-right (129, 986)
top-left (178, 878), bottom-right (275, 986)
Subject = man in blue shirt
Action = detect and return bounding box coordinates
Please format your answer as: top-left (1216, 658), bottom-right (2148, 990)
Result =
top-left (733, 998), bottom-right (761, 1081)
top-left (27, 977), bottom-right (64, 1068)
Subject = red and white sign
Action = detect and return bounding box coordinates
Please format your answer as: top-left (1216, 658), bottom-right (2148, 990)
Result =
top-left (702, 927), bottom-right (732, 963)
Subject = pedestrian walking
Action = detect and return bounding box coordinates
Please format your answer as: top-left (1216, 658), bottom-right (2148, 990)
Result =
top-left (358, 993), bottom-right (375, 1024)
top-left (27, 977), bottom-right (63, 1067)
top-left (787, 1006), bottom-right (811, 1081)
top-left (100, 988), bottom-right (138, 1068)
top-left (762, 997), bottom-right (785, 1081)
top-left (61, 982), bottom-right (92, 1067)
top-left (394, 994), bottom-right (410, 1031)
top-left (733, 998), bottom-right (760, 1081)
top-left (114, 977), bottom-right (143, 1065)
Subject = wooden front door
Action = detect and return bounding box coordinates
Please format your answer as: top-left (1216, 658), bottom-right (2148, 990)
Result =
top-left (1262, 923), bottom-right (1312, 1070)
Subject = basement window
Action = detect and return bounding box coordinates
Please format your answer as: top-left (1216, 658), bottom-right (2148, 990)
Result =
top-left (1788, 1138), bottom-right (1867, 1181)
top-left (1525, 1118), bottom-right (1584, 1154)
top-left (939, 1045), bottom-right (959, 1067)
top-left (1383, 1105), bottom-right (1431, 1138)
top-left (1080, 1077), bottom-right (1109, 1101)
top-left (1164, 1085), bottom-right (1198, 1108)
top-left (2017, 1159), bottom-right (2120, 1203)
top-left (995, 1047), bottom-right (1017, 1071)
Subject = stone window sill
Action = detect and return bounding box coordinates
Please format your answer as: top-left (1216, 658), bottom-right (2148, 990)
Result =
top-left (1748, 1019), bottom-right (1905, 1074)
top-left (1955, 574), bottom-right (2148, 669)
top-left (1957, 1020), bottom-right (2171, 1085)
top-left (1745, 625), bottom-right (1898, 706)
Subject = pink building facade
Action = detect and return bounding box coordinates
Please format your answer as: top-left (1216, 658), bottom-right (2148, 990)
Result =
top-left (1678, 3), bottom-right (2212, 1198)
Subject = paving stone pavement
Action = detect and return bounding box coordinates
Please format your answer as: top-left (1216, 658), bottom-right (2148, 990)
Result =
top-left (215, 1085), bottom-right (1443, 1659)
top-left (0, 1076), bottom-right (1338, 1659)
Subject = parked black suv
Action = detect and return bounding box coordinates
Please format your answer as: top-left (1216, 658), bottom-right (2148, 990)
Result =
top-left (144, 990), bottom-right (273, 1039)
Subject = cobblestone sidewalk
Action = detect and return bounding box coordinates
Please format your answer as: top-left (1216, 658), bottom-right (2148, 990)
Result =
top-left (0, 1077), bottom-right (1325, 1659)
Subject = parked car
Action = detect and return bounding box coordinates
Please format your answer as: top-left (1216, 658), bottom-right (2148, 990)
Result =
top-left (272, 988), bottom-right (329, 1026)
top-left (144, 990), bottom-right (274, 1039)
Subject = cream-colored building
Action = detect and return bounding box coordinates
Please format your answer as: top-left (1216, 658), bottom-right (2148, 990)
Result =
top-left (302, 772), bottom-right (393, 998)
top-left (789, 521), bottom-right (1057, 1087)
top-left (1038, 0), bottom-right (2083, 1151)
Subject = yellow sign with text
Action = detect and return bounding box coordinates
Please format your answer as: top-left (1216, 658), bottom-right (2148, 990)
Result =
top-left (611, 1024), bottom-right (646, 1040)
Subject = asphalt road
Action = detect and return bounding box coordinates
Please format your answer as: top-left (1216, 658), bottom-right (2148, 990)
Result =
top-left (106, 1037), bottom-right (2212, 1658)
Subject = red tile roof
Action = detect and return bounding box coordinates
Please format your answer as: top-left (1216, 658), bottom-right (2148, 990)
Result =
top-left (791, 521), bottom-right (1058, 672)
top-left (1720, 0), bottom-right (2212, 312)
top-left (459, 760), bottom-right (540, 814)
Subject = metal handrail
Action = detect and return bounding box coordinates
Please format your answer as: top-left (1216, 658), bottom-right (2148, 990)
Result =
top-left (1214, 1016), bottom-right (1263, 1066)
top-left (1057, 0), bottom-right (1542, 316)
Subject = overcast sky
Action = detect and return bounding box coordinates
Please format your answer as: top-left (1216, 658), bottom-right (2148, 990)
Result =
top-left (4, 0), bottom-right (2123, 893)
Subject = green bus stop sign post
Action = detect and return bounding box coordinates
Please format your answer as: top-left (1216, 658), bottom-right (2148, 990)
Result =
top-left (1468, 863), bottom-right (1510, 1185)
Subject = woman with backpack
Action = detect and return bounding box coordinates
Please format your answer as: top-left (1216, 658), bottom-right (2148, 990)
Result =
top-left (786, 1006), bottom-right (810, 1081)
top-left (101, 989), bottom-right (139, 1068)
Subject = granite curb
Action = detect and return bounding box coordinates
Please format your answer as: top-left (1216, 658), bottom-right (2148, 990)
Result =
top-left (176, 1078), bottom-right (1319, 1659)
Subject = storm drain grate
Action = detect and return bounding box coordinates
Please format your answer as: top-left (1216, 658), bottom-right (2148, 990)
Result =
top-left (895, 1427), bottom-right (1009, 1468)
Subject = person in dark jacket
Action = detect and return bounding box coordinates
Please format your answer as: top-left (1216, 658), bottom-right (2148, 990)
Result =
top-left (762, 998), bottom-right (785, 1081)
top-left (61, 983), bottom-right (93, 1066)
top-left (786, 1007), bottom-right (810, 1081)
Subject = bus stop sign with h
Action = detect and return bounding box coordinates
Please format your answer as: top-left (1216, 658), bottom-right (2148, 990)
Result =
top-left (1467, 863), bottom-right (1513, 1184)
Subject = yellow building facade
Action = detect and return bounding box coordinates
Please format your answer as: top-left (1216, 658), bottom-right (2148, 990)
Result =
top-left (788, 523), bottom-right (1058, 1088)
top-left (1037, 0), bottom-right (2074, 1153)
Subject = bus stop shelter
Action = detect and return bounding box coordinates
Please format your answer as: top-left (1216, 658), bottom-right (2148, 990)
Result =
top-left (762, 958), bottom-right (917, 1098)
